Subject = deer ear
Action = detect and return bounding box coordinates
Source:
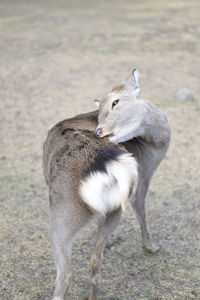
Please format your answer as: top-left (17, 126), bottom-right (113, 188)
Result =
top-left (132, 69), bottom-right (139, 86)
top-left (94, 99), bottom-right (100, 108)
top-left (124, 69), bottom-right (140, 97)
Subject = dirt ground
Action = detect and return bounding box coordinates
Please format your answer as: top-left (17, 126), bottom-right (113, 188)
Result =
top-left (0, 0), bottom-right (200, 299)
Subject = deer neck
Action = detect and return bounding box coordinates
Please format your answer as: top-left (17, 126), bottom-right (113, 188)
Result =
top-left (139, 101), bottom-right (171, 146)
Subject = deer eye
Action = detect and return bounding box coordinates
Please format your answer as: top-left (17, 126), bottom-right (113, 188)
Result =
top-left (112, 99), bottom-right (119, 109)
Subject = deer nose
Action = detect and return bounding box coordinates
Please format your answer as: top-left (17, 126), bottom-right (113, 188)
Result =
top-left (95, 128), bottom-right (102, 138)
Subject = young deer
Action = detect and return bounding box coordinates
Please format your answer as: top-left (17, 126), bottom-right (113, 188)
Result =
top-left (43, 69), bottom-right (171, 300)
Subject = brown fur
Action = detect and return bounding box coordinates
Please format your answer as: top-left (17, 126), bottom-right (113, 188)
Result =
top-left (43, 112), bottom-right (134, 300)
top-left (111, 83), bottom-right (126, 92)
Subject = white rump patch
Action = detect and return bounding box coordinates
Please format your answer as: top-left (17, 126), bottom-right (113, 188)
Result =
top-left (79, 153), bottom-right (138, 215)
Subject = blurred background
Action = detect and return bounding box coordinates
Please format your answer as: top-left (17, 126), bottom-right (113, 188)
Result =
top-left (0, 0), bottom-right (199, 299)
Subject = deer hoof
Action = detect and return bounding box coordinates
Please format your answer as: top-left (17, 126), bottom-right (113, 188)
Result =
top-left (143, 240), bottom-right (160, 253)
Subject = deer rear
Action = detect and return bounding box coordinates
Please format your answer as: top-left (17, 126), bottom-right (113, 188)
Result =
top-left (43, 126), bottom-right (138, 300)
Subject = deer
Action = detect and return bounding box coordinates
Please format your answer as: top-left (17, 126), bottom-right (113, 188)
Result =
top-left (43, 69), bottom-right (171, 300)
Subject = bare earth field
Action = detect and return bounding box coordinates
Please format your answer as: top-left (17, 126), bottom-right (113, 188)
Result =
top-left (0, 0), bottom-right (200, 299)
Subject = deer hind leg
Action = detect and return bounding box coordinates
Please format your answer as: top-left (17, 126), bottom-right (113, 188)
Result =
top-left (89, 208), bottom-right (121, 300)
top-left (131, 178), bottom-right (160, 253)
top-left (51, 230), bottom-right (72, 300)
top-left (50, 192), bottom-right (92, 300)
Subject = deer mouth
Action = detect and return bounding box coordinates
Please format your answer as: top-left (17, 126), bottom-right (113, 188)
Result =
top-left (102, 133), bottom-right (114, 138)
top-left (97, 132), bottom-right (115, 139)
top-left (95, 127), bottom-right (114, 139)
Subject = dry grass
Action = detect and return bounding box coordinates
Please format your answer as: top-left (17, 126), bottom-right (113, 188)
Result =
top-left (0, 0), bottom-right (200, 299)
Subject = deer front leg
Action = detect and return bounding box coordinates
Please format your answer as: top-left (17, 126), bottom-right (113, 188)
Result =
top-left (131, 177), bottom-right (160, 253)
